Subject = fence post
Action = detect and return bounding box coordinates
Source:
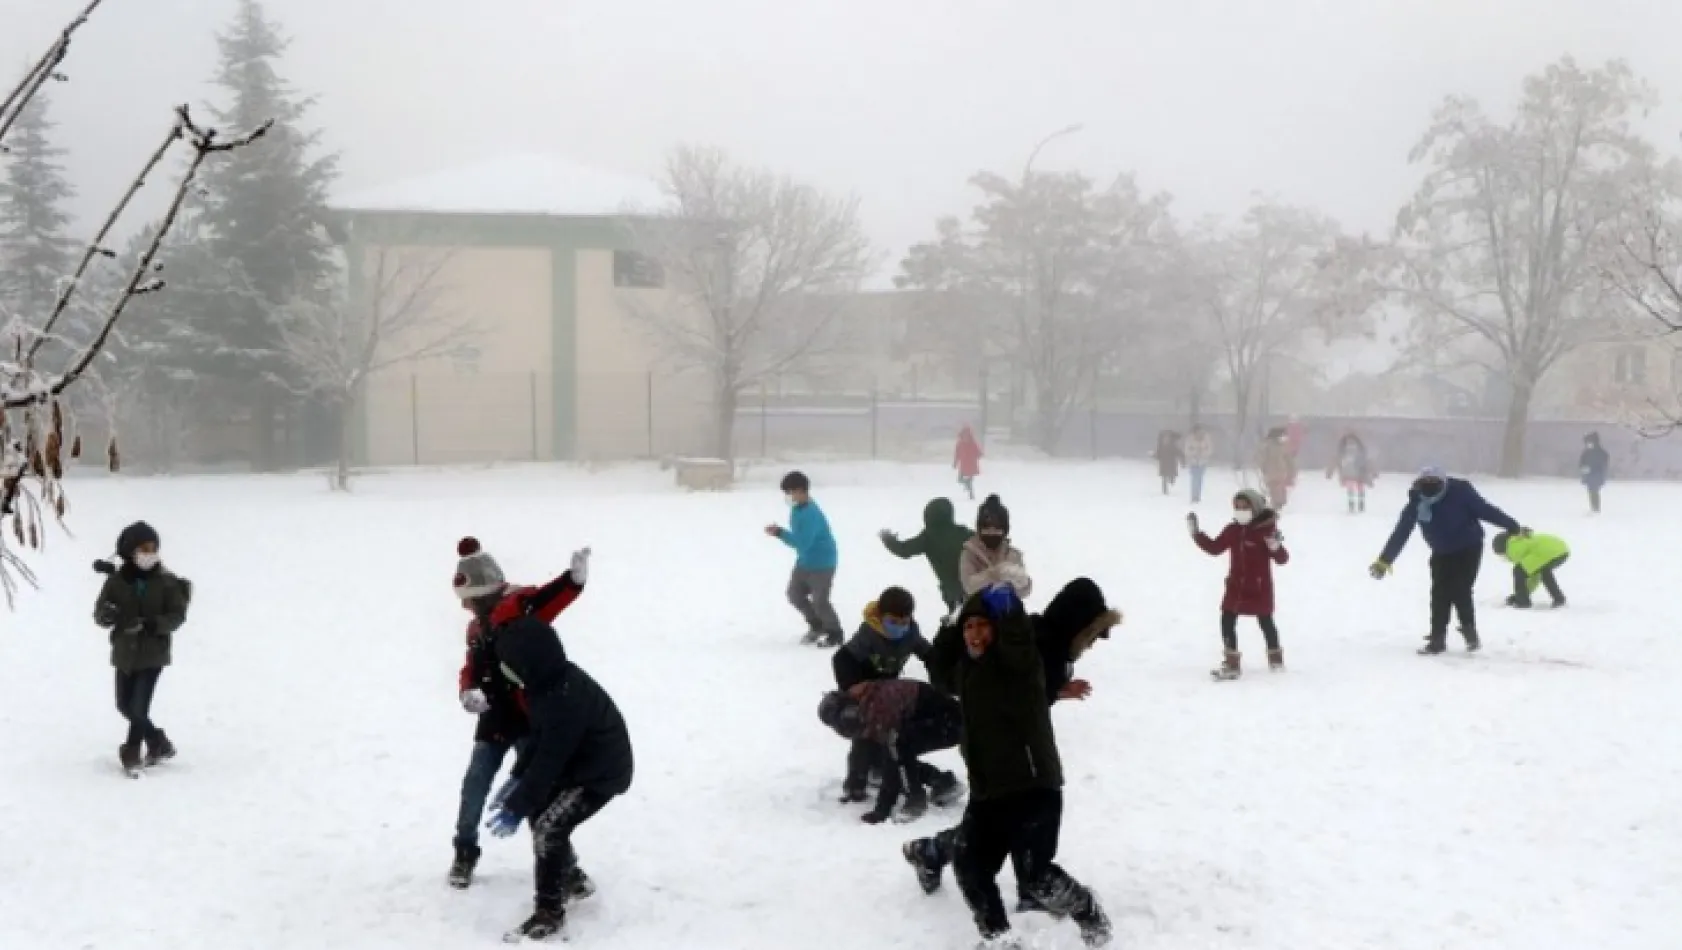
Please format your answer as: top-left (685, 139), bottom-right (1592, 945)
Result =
top-left (1089, 398), bottom-right (1098, 460)
top-left (978, 362), bottom-right (989, 448)
top-left (410, 373), bottom-right (420, 465)
top-left (759, 382), bottom-right (768, 458)
top-left (870, 380), bottom-right (880, 459)
top-left (646, 370), bottom-right (655, 458)
top-left (529, 371), bottom-right (539, 460)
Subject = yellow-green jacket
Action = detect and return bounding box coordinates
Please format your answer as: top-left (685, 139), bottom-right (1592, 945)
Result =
top-left (1502, 532), bottom-right (1569, 591)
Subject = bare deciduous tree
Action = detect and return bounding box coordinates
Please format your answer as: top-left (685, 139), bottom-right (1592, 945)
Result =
top-left (1190, 202), bottom-right (1380, 467)
top-left (1601, 170), bottom-right (1682, 432)
top-left (280, 245), bottom-right (470, 490)
top-left (624, 146), bottom-right (876, 460)
top-left (1392, 57), bottom-right (1659, 475)
top-left (0, 0), bottom-right (269, 601)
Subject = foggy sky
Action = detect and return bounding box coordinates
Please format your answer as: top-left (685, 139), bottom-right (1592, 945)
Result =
top-left (3, 0), bottom-right (1680, 272)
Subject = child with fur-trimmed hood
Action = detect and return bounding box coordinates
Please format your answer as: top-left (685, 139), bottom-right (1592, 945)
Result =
top-left (959, 494), bottom-right (1031, 600)
top-left (1189, 489), bottom-right (1289, 680)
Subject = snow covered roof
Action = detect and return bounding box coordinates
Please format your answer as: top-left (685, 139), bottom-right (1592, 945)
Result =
top-left (332, 153), bottom-right (668, 217)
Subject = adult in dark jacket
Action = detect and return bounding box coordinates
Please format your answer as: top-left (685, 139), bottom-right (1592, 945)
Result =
top-left (483, 615), bottom-right (632, 942)
top-left (92, 521), bottom-right (192, 776)
top-left (879, 498), bottom-right (974, 613)
top-left (1579, 432), bottom-right (1610, 514)
top-left (901, 587), bottom-right (1111, 946)
top-left (832, 588), bottom-right (932, 802)
top-left (1370, 466), bottom-right (1523, 654)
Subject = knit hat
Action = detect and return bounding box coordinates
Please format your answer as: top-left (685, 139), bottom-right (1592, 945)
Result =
top-left (453, 537), bottom-right (507, 601)
top-left (976, 494), bottom-right (1010, 533)
top-left (116, 521), bottom-right (159, 560)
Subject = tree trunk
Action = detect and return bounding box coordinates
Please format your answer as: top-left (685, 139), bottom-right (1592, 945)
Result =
top-left (332, 397), bottom-right (353, 492)
top-left (1032, 376), bottom-right (1064, 454)
top-left (1231, 378), bottom-right (1252, 469)
top-left (713, 383), bottom-right (739, 461)
top-left (1498, 382), bottom-right (1533, 478)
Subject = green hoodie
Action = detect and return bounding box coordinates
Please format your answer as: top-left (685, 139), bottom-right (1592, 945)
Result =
top-left (1502, 532), bottom-right (1570, 592)
top-left (881, 498), bottom-right (973, 610)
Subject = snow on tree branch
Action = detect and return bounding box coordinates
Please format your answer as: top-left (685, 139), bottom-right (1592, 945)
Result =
top-left (0, 0), bottom-right (271, 603)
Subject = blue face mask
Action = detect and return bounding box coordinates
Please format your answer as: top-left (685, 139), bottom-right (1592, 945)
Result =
top-left (883, 618), bottom-right (911, 640)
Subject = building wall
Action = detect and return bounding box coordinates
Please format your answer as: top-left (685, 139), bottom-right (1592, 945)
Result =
top-left (362, 244), bottom-right (554, 465)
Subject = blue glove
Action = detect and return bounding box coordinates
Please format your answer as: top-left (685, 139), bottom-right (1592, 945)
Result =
top-left (981, 584), bottom-right (1019, 617)
top-left (484, 806), bottom-right (522, 838)
top-left (489, 776), bottom-right (520, 811)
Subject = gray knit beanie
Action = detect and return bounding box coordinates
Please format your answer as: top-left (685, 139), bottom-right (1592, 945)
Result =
top-left (453, 537), bottom-right (507, 601)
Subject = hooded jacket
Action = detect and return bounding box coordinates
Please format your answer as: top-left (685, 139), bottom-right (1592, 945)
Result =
top-left (880, 498), bottom-right (973, 609)
top-left (832, 601), bottom-right (931, 691)
top-left (494, 616), bottom-right (633, 817)
top-left (457, 566), bottom-right (585, 744)
top-left (1032, 578), bottom-right (1121, 704)
top-left (1579, 436), bottom-right (1610, 489)
top-left (92, 522), bottom-right (192, 672)
top-left (1499, 532), bottom-right (1570, 590)
top-left (925, 590), bottom-right (1062, 801)
top-left (1194, 501), bottom-right (1289, 616)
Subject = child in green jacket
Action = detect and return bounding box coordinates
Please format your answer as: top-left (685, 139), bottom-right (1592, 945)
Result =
top-left (1492, 531), bottom-right (1569, 609)
top-left (878, 498), bottom-right (973, 614)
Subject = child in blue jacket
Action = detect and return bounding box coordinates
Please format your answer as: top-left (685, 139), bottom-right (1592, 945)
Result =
top-left (765, 470), bottom-right (843, 645)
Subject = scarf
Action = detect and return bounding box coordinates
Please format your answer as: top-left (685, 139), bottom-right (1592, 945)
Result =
top-left (1416, 484), bottom-right (1447, 524)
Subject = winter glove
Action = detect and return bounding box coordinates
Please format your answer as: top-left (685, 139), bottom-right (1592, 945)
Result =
top-left (484, 806), bottom-right (522, 839)
top-left (460, 689), bottom-right (490, 715)
top-left (996, 564), bottom-right (1030, 591)
top-left (1186, 513), bottom-right (1199, 536)
top-left (981, 584), bottom-right (1020, 617)
top-left (570, 547), bottom-right (591, 585)
top-left (490, 776), bottom-right (520, 812)
top-left (1265, 532), bottom-right (1283, 552)
top-left (1369, 559), bottom-right (1392, 580)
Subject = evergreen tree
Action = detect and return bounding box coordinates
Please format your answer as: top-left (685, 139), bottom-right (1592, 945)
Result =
top-left (195, 0), bottom-right (339, 469)
top-left (0, 91), bottom-right (78, 341)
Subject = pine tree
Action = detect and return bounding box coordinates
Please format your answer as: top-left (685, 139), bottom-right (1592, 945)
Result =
top-left (195, 0), bottom-right (339, 470)
top-left (0, 90), bottom-right (78, 344)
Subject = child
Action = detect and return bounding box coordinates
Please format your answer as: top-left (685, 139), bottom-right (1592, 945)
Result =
top-left (1327, 431), bottom-right (1374, 514)
top-left (1256, 428), bottom-right (1296, 510)
top-left (879, 499), bottom-right (973, 613)
top-left (1183, 424), bottom-right (1214, 503)
top-left (954, 424), bottom-right (983, 500)
top-left (833, 586), bottom-right (932, 803)
top-left (448, 537), bottom-right (590, 889)
top-left (1189, 490), bottom-right (1289, 680)
top-left (1579, 432), bottom-right (1610, 514)
top-left (960, 494), bottom-right (1032, 599)
top-left (1155, 429), bottom-right (1184, 495)
top-left (1493, 530), bottom-right (1569, 608)
top-left (765, 470), bottom-right (842, 646)
top-left (92, 521), bottom-right (192, 777)
top-left (818, 680), bottom-right (963, 824)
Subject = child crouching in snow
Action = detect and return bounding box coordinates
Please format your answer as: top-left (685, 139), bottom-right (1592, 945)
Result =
top-left (1492, 530), bottom-right (1569, 609)
top-left (832, 586), bottom-right (931, 803)
top-left (818, 680), bottom-right (963, 824)
top-left (1189, 489), bottom-right (1289, 680)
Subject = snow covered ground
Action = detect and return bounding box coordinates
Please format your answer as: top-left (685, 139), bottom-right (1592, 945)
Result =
top-left (1, 460), bottom-right (1678, 950)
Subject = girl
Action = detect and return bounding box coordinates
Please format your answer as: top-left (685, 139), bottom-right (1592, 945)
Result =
top-left (1188, 490), bottom-right (1289, 680)
top-left (1328, 431), bottom-right (1374, 514)
top-left (953, 424), bottom-right (983, 501)
top-left (92, 521), bottom-right (193, 776)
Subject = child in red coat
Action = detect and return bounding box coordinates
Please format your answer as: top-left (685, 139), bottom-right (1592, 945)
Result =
top-left (954, 424), bottom-right (983, 500)
top-left (1188, 489), bottom-right (1289, 680)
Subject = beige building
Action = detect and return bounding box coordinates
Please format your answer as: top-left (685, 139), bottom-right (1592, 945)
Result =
top-left (332, 154), bottom-right (713, 465)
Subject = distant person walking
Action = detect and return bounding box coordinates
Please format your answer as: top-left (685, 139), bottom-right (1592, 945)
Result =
top-left (1579, 432), bottom-right (1610, 514)
top-left (1183, 424), bottom-right (1214, 504)
top-left (954, 424), bottom-right (983, 501)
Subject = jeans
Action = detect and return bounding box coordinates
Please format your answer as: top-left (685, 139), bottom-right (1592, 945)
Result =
top-left (1189, 466), bottom-right (1206, 503)
top-left (455, 738), bottom-right (527, 848)
top-left (115, 668), bottom-right (163, 747)
top-left (787, 567), bottom-right (842, 637)
top-left (1428, 545), bottom-right (1483, 642)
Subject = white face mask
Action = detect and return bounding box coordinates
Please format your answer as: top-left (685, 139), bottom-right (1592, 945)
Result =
top-left (133, 552), bottom-right (160, 570)
top-left (784, 494), bottom-right (796, 508)
top-left (1232, 510), bottom-right (1254, 525)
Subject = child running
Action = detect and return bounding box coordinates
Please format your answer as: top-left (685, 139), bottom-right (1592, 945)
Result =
top-left (1189, 489), bottom-right (1290, 680)
top-left (879, 499), bottom-right (973, 614)
top-left (765, 470), bottom-right (842, 646)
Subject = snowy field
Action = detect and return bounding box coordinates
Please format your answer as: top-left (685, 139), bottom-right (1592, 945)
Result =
top-left (1, 459), bottom-right (1678, 950)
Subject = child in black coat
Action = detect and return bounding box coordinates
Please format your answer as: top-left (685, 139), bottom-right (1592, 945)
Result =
top-left (818, 679), bottom-right (963, 823)
top-left (832, 586), bottom-right (931, 802)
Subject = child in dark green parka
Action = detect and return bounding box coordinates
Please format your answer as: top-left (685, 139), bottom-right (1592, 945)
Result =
top-left (879, 498), bottom-right (973, 614)
top-left (93, 521), bottom-right (193, 776)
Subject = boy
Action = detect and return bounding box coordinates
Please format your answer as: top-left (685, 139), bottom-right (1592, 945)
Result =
top-left (901, 586), bottom-right (1111, 947)
top-left (764, 470), bottom-right (842, 646)
top-left (483, 613), bottom-right (633, 943)
top-left (1492, 530), bottom-right (1569, 608)
top-left (93, 521), bottom-right (192, 778)
top-left (449, 537), bottom-right (591, 889)
top-left (833, 587), bottom-right (932, 803)
top-left (819, 680), bottom-right (963, 824)
top-left (960, 494), bottom-right (1032, 599)
top-left (879, 498), bottom-right (973, 613)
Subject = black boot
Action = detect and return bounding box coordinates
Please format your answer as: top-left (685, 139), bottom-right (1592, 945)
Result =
top-left (1461, 627), bottom-right (1481, 652)
top-left (448, 843), bottom-right (480, 889)
top-left (901, 838), bottom-right (944, 894)
top-left (929, 771), bottom-right (966, 808)
top-left (144, 731), bottom-right (176, 767)
top-left (562, 865), bottom-right (595, 902)
top-left (1418, 635), bottom-right (1446, 655)
top-left (1072, 894), bottom-right (1113, 947)
top-left (119, 741), bottom-right (142, 778)
top-left (505, 907), bottom-right (564, 941)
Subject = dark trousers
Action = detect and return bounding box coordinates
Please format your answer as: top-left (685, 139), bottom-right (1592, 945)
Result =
top-left (531, 787), bottom-right (612, 912)
top-left (114, 668), bottom-right (163, 747)
top-left (1220, 612), bottom-right (1280, 652)
top-left (875, 699), bottom-right (962, 814)
top-left (1511, 554), bottom-right (1568, 606)
top-left (936, 788), bottom-right (1095, 938)
top-left (455, 737), bottom-right (529, 849)
top-left (1587, 486), bottom-right (1602, 513)
top-left (1428, 545), bottom-right (1483, 642)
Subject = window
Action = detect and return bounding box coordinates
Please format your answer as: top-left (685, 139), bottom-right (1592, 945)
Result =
top-left (1614, 346), bottom-right (1647, 386)
top-left (613, 250), bottom-right (664, 289)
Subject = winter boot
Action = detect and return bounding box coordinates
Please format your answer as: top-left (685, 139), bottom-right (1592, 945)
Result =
top-left (1461, 627), bottom-right (1481, 652)
top-left (800, 628), bottom-right (825, 646)
top-left (896, 792), bottom-right (928, 823)
top-left (561, 865), bottom-right (595, 902)
top-left (448, 843), bottom-right (481, 889)
top-left (929, 771), bottom-right (966, 808)
top-left (143, 731), bottom-right (176, 767)
top-left (821, 630), bottom-right (843, 648)
top-left (837, 780), bottom-right (868, 804)
top-left (1267, 648), bottom-right (1284, 671)
top-left (118, 742), bottom-right (142, 777)
top-left (902, 838), bottom-right (944, 894)
top-left (1552, 596), bottom-right (1567, 609)
top-left (1073, 895), bottom-right (1114, 947)
top-left (1418, 635), bottom-right (1446, 655)
top-left (1210, 651), bottom-right (1242, 680)
top-left (505, 907), bottom-right (564, 942)
top-left (1015, 890), bottom-right (1045, 913)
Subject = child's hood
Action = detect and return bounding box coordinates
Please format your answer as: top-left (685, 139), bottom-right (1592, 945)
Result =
top-left (861, 600), bottom-right (884, 634)
top-left (922, 497), bottom-right (957, 530)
